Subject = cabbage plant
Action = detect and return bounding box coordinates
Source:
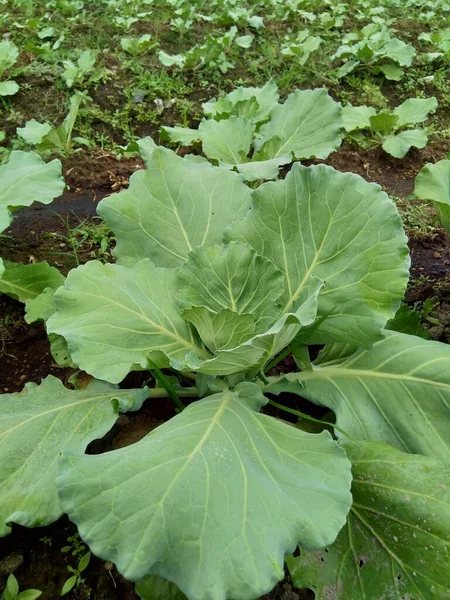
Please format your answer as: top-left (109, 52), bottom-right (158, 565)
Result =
top-left (16, 92), bottom-right (91, 157)
top-left (163, 82), bottom-right (343, 181)
top-left (0, 151), bottom-right (65, 297)
top-left (332, 23), bottom-right (416, 80)
top-left (0, 143), bottom-right (448, 600)
top-left (342, 96), bottom-right (437, 158)
top-left (414, 158), bottom-right (450, 233)
top-left (0, 39), bottom-right (19, 96)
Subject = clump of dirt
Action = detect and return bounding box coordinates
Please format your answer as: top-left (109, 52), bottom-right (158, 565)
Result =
top-left (409, 232), bottom-right (450, 280)
top-left (63, 153), bottom-right (144, 192)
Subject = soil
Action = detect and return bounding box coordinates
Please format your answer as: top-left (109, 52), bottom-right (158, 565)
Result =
top-left (1, 142), bottom-right (450, 599)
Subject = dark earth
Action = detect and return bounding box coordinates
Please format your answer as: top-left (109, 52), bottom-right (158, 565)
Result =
top-left (1, 142), bottom-right (449, 599)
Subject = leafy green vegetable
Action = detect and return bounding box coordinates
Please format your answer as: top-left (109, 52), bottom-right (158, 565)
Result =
top-left (0, 40), bottom-right (19, 96)
top-left (0, 151), bottom-right (64, 234)
top-left (0, 261), bottom-right (64, 303)
top-left (17, 92), bottom-right (91, 156)
top-left (280, 29), bottom-right (323, 65)
top-left (342, 97), bottom-right (437, 157)
top-left (96, 147), bottom-right (251, 267)
top-left (414, 159), bottom-right (450, 233)
top-left (333, 24), bottom-right (416, 80)
top-left (0, 376), bottom-right (148, 536)
top-left (58, 384), bottom-right (352, 596)
top-left (287, 441), bottom-right (450, 600)
top-left (48, 156), bottom-right (408, 386)
top-left (267, 331), bottom-right (450, 460)
top-left (61, 49), bottom-right (109, 88)
top-left (163, 85), bottom-right (342, 181)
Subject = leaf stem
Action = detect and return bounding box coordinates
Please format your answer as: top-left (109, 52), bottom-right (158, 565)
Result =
top-left (267, 399), bottom-right (354, 440)
top-left (147, 360), bottom-right (187, 412)
top-left (147, 386), bottom-right (198, 399)
top-left (264, 346), bottom-right (292, 373)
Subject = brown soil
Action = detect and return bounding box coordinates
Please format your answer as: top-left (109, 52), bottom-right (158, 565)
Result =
top-left (320, 140), bottom-right (450, 197)
top-left (1, 140), bottom-right (450, 600)
top-left (62, 153), bottom-right (144, 193)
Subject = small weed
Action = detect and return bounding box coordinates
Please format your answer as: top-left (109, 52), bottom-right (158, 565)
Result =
top-left (39, 536), bottom-right (52, 547)
top-left (0, 574), bottom-right (41, 600)
top-left (394, 197), bottom-right (440, 240)
top-left (61, 533), bottom-right (86, 558)
top-left (61, 552), bottom-right (91, 596)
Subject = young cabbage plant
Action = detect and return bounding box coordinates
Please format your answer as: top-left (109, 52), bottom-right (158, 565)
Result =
top-left (414, 158), bottom-right (450, 233)
top-left (162, 82), bottom-right (343, 181)
top-left (332, 23), bottom-right (416, 80)
top-left (0, 143), bottom-right (444, 600)
top-left (120, 33), bottom-right (158, 56)
top-left (418, 28), bottom-right (450, 61)
top-left (158, 26), bottom-right (249, 73)
top-left (1, 143), bottom-right (450, 600)
top-left (0, 150), bottom-right (65, 294)
top-left (342, 96), bottom-right (437, 158)
top-left (61, 49), bottom-right (109, 88)
top-left (16, 92), bottom-right (91, 156)
top-left (280, 29), bottom-right (323, 65)
top-left (0, 39), bottom-right (20, 96)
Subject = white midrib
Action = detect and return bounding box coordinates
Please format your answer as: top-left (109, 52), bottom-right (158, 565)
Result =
top-left (158, 151), bottom-right (193, 253)
top-left (130, 393), bottom-right (233, 563)
top-left (0, 392), bottom-right (115, 438)
top-left (281, 222), bottom-right (330, 315)
top-left (154, 393), bottom-right (232, 506)
top-left (72, 290), bottom-right (208, 359)
top-left (0, 280), bottom-right (44, 298)
top-left (295, 367), bottom-right (450, 390)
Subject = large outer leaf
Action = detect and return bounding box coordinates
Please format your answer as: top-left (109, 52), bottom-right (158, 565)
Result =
top-left (0, 151), bottom-right (64, 233)
top-left (177, 242), bottom-right (284, 332)
top-left (0, 39), bottom-right (19, 71)
top-left (0, 80), bottom-right (19, 96)
top-left (58, 383), bottom-right (352, 600)
top-left (25, 286), bottom-right (60, 323)
top-left (47, 260), bottom-right (208, 383)
top-left (0, 376), bottom-right (148, 537)
top-left (0, 261), bottom-right (64, 303)
top-left (202, 81), bottom-right (279, 123)
top-left (382, 129), bottom-right (428, 159)
top-left (97, 147), bottom-right (251, 268)
top-left (226, 164), bottom-right (409, 345)
top-left (394, 97), bottom-right (438, 127)
top-left (384, 37), bottom-right (416, 66)
top-left (267, 331), bottom-right (450, 460)
top-left (341, 104), bottom-right (376, 131)
top-left (256, 89), bottom-right (342, 160)
top-left (161, 127), bottom-right (201, 146)
top-left (199, 117), bottom-right (255, 164)
top-left (288, 442), bottom-right (450, 600)
top-left (414, 159), bottom-right (450, 204)
top-left (17, 119), bottom-right (52, 144)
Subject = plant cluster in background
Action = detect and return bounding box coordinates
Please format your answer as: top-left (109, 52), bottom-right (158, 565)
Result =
top-left (0, 0), bottom-right (450, 158)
